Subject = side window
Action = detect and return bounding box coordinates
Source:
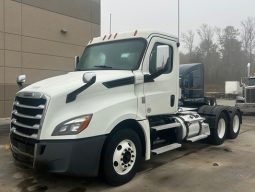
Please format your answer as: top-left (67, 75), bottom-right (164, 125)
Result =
top-left (183, 69), bottom-right (202, 89)
top-left (192, 69), bottom-right (202, 89)
top-left (149, 43), bottom-right (173, 74)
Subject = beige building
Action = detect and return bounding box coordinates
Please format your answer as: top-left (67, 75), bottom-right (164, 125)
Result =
top-left (0, 0), bottom-right (100, 117)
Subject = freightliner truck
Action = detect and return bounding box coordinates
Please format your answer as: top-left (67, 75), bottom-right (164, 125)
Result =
top-left (10, 31), bottom-right (242, 186)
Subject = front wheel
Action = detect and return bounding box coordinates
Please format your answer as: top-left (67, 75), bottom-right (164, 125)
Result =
top-left (102, 129), bottom-right (142, 186)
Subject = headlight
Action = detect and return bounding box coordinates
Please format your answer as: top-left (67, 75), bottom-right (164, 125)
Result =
top-left (52, 115), bottom-right (92, 136)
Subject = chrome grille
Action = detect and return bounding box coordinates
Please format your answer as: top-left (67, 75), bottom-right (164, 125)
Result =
top-left (11, 93), bottom-right (47, 138)
top-left (246, 88), bottom-right (255, 103)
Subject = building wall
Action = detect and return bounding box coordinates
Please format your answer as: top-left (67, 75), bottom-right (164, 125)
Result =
top-left (0, 0), bottom-right (100, 117)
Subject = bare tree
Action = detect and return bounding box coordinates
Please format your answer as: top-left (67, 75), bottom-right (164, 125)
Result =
top-left (181, 30), bottom-right (195, 58)
top-left (197, 24), bottom-right (215, 55)
top-left (216, 26), bottom-right (244, 80)
top-left (196, 24), bottom-right (219, 86)
top-left (240, 17), bottom-right (255, 64)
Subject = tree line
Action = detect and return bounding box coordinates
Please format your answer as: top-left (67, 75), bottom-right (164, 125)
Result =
top-left (180, 17), bottom-right (255, 92)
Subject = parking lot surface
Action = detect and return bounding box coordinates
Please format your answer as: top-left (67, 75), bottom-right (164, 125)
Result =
top-left (0, 114), bottom-right (254, 192)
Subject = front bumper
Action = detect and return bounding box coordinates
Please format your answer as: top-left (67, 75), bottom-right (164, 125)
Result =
top-left (10, 133), bottom-right (107, 177)
top-left (235, 103), bottom-right (255, 113)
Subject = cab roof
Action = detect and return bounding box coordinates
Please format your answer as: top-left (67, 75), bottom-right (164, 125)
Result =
top-left (88, 30), bottom-right (178, 45)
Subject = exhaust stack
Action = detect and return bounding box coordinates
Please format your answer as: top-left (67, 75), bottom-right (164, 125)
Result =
top-left (247, 63), bottom-right (251, 77)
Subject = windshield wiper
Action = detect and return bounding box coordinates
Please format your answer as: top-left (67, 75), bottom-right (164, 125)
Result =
top-left (94, 65), bottom-right (113, 69)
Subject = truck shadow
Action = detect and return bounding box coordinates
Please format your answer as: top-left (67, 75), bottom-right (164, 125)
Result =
top-left (14, 142), bottom-right (215, 192)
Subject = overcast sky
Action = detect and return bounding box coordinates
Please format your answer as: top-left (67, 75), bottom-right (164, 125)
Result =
top-left (101, 0), bottom-right (255, 42)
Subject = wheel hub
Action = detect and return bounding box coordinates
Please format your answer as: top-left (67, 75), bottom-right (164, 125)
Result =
top-left (233, 115), bottom-right (240, 133)
top-left (123, 151), bottom-right (132, 164)
top-left (113, 139), bottom-right (136, 175)
top-left (218, 118), bottom-right (226, 139)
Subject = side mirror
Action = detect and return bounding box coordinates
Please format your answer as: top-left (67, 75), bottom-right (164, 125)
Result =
top-left (74, 56), bottom-right (80, 69)
top-left (156, 45), bottom-right (169, 71)
top-left (83, 72), bottom-right (96, 84)
top-left (17, 74), bottom-right (26, 89)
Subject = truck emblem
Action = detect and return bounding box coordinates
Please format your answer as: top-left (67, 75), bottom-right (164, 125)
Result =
top-left (23, 92), bottom-right (35, 97)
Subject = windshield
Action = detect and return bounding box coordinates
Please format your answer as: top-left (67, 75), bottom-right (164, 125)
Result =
top-left (242, 77), bottom-right (255, 86)
top-left (248, 78), bottom-right (255, 86)
top-left (76, 39), bottom-right (147, 71)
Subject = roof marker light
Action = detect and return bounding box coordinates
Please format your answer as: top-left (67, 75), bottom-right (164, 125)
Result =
top-left (114, 33), bottom-right (118, 39)
top-left (134, 30), bottom-right (138, 36)
top-left (103, 35), bottom-right (107, 40)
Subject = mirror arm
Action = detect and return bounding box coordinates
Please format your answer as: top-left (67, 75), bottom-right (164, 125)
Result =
top-left (66, 76), bottom-right (96, 103)
top-left (179, 78), bottom-right (183, 88)
top-left (144, 68), bottom-right (167, 82)
top-left (144, 59), bottom-right (169, 83)
top-left (17, 83), bottom-right (23, 90)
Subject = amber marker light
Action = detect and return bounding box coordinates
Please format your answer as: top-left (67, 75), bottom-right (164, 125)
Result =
top-left (77, 115), bottom-right (93, 133)
top-left (52, 115), bottom-right (93, 136)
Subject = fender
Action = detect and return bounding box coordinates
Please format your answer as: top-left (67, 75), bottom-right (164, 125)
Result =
top-left (105, 114), bottom-right (151, 161)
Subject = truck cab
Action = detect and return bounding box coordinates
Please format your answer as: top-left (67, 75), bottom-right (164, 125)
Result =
top-left (10, 31), bottom-right (242, 186)
top-left (236, 77), bottom-right (255, 113)
top-left (179, 63), bottom-right (217, 107)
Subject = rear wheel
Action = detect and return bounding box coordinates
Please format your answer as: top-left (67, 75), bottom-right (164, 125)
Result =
top-left (210, 113), bottom-right (227, 145)
top-left (102, 129), bottom-right (142, 186)
top-left (227, 111), bottom-right (241, 139)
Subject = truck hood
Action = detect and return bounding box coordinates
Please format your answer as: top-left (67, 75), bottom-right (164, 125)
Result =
top-left (20, 70), bottom-right (135, 97)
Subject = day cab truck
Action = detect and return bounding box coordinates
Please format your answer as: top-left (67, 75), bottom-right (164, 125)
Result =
top-left (10, 31), bottom-right (242, 186)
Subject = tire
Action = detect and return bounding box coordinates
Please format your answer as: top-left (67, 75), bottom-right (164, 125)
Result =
top-left (227, 110), bottom-right (241, 139)
top-left (102, 129), bottom-right (142, 186)
top-left (210, 112), bottom-right (227, 145)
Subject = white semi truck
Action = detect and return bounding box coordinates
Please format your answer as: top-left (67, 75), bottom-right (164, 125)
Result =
top-left (10, 31), bottom-right (242, 186)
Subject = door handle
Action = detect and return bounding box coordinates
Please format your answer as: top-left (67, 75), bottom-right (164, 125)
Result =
top-left (170, 95), bottom-right (175, 107)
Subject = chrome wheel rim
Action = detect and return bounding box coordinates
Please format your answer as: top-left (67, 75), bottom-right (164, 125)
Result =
top-left (113, 139), bottom-right (136, 175)
top-left (233, 115), bottom-right (240, 133)
top-left (218, 118), bottom-right (226, 139)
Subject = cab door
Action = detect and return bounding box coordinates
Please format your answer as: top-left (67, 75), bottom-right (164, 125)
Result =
top-left (142, 37), bottom-right (179, 116)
